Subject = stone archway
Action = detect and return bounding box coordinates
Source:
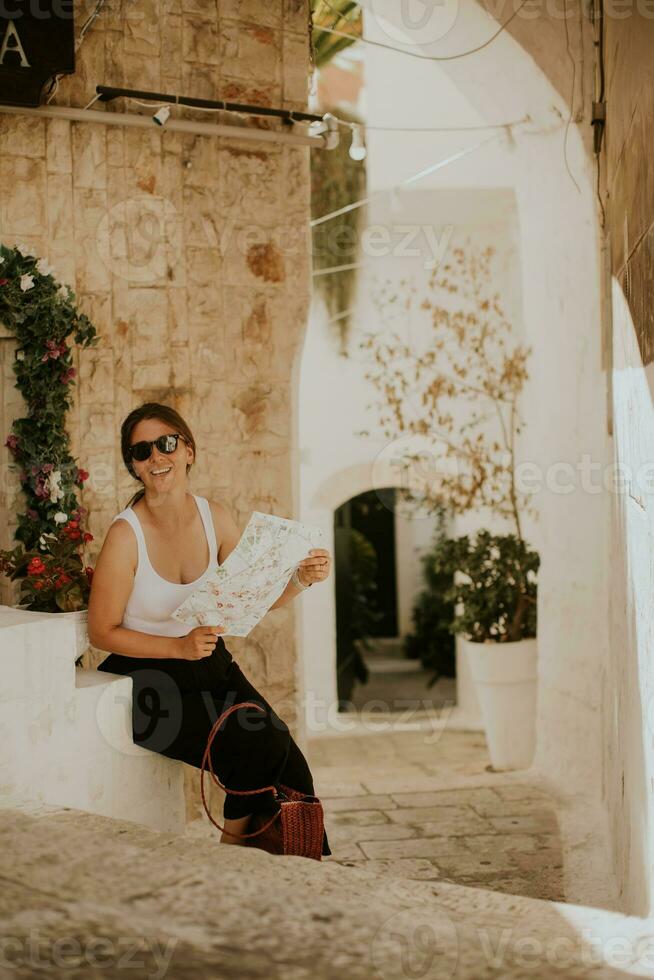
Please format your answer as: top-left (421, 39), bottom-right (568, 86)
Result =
top-left (301, 0), bottom-right (624, 910)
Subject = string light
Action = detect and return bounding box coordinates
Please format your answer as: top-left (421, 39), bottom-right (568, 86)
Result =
top-left (348, 124), bottom-right (367, 161)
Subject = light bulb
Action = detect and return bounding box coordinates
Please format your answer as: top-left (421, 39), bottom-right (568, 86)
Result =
top-left (152, 106), bottom-right (171, 127)
top-left (348, 124), bottom-right (367, 161)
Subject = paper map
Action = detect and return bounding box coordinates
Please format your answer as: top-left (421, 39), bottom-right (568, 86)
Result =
top-left (171, 511), bottom-right (324, 637)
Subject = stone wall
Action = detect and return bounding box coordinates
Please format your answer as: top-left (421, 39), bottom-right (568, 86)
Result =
top-left (604, 18), bottom-right (654, 365)
top-left (0, 0), bottom-right (314, 819)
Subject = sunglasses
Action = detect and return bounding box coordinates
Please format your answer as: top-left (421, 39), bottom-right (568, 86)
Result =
top-left (129, 433), bottom-right (187, 462)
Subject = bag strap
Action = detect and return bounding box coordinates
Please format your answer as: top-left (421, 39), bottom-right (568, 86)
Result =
top-left (200, 700), bottom-right (285, 840)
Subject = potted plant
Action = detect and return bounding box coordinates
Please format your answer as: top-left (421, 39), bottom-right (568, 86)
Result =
top-left (430, 531), bottom-right (539, 768)
top-left (0, 515), bottom-right (95, 664)
top-left (361, 243), bottom-right (540, 768)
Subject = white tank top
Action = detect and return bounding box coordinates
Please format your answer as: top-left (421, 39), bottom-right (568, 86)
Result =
top-left (112, 494), bottom-right (219, 638)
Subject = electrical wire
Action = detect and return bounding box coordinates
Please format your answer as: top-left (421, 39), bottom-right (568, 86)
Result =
top-left (361, 118), bottom-right (529, 133)
top-left (77, 0), bottom-right (107, 49)
top-left (311, 132), bottom-right (502, 226)
top-left (596, 148), bottom-right (606, 228)
top-left (315, 0), bottom-right (530, 62)
top-left (562, 0), bottom-right (581, 194)
top-left (595, 0), bottom-right (606, 226)
top-left (598, 0), bottom-right (605, 101)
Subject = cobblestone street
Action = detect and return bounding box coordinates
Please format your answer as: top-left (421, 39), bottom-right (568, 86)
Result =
top-left (309, 724), bottom-right (565, 902)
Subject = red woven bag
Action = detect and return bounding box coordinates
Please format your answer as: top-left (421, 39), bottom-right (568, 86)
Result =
top-left (200, 700), bottom-right (325, 861)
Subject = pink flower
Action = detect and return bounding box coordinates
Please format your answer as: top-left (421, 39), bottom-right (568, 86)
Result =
top-left (60, 367), bottom-right (76, 384)
top-left (41, 339), bottom-right (68, 363)
top-left (4, 434), bottom-right (18, 451)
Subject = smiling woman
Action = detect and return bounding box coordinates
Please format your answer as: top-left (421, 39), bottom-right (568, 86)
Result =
top-left (87, 401), bottom-right (332, 856)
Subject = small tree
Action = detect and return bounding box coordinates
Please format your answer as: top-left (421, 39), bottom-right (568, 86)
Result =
top-left (361, 244), bottom-right (531, 539)
top-left (361, 244), bottom-right (538, 644)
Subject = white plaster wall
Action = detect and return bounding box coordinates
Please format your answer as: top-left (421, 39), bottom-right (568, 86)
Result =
top-left (606, 279), bottom-right (654, 915)
top-left (0, 609), bottom-right (185, 833)
top-left (395, 505), bottom-right (439, 638)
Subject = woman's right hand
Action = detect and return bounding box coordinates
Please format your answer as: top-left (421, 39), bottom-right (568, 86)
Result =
top-left (174, 626), bottom-right (224, 660)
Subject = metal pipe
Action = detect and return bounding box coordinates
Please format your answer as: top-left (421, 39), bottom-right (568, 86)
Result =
top-left (0, 104), bottom-right (327, 148)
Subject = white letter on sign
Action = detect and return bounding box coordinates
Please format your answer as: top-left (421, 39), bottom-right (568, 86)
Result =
top-left (0, 21), bottom-right (31, 67)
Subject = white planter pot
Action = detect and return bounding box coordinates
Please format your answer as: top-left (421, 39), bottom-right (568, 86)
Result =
top-left (462, 636), bottom-right (538, 771)
top-left (9, 606), bottom-right (89, 664)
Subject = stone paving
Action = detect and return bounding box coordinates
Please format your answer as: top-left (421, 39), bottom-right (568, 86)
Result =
top-left (309, 725), bottom-right (565, 903)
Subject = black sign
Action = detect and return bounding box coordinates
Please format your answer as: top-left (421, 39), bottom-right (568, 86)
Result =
top-left (0, 0), bottom-right (75, 107)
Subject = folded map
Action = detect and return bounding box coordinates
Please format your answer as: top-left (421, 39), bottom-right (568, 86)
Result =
top-left (171, 511), bottom-right (324, 636)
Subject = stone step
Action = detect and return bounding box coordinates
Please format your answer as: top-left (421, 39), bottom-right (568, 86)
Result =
top-left (0, 801), bottom-right (650, 979)
top-left (361, 636), bottom-right (410, 661)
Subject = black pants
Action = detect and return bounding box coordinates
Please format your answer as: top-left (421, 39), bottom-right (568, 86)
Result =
top-left (97, 637), bottom-right (331, 856)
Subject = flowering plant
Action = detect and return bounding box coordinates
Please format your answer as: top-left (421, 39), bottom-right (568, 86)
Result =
top-left (0, 509), bottom-right (94, 612)
top-left (0, 243), bottom-right (97, 562)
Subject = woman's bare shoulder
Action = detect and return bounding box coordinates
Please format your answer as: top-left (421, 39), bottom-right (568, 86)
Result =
top-left (206, 498), bottom-right (241, 564)
top-left (98, 517), bottom-right (137, 565)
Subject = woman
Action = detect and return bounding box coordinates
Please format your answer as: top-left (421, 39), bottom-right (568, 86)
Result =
top-left (88, 401), bottom-right (332, 856)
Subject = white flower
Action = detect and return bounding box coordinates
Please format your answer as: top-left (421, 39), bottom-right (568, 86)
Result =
top-left (47, 469), bottom-right (64, 503)
top-left (16, 351), bottom-right (24, 361)
top-left (57, 284), bottom-right (70, 299)
top-left (54, 511), bottom-right (68, 524)
top-left (19, 274), bottom-right (35, 292)
top-left (36, 258), bottom-right (55, 277)
top-left (0, 256), bottom-right (4, 265)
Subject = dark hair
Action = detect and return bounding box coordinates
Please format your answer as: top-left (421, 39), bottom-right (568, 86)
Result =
top-left (121, 402), bottom-right (197, 507)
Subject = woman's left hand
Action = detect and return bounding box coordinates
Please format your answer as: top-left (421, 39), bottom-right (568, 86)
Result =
top-left (298, 548), bottom-right (332, 587)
